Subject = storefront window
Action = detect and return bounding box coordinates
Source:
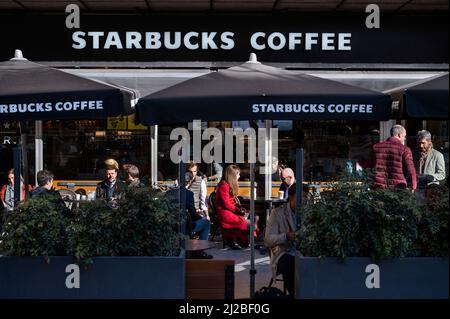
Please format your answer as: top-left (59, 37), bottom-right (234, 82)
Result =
top-left (43, 119), bottom-right (150, 181)
top-left (276, 120), bottom-right (380, 182)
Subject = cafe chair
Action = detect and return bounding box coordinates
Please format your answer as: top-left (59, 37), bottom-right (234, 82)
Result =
top-left (57, 188), bottom-right (77, 209)
top-left (75, 188), bottom-right (87, 196)
top-left (208, 191), bottom-right (222, 243)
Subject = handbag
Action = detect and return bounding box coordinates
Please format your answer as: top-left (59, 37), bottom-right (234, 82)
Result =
top-left (253, 278), bottom-right (288, 299)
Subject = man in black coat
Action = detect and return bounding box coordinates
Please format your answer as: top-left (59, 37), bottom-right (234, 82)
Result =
top-left (95, 159), bottom-right (127, 203)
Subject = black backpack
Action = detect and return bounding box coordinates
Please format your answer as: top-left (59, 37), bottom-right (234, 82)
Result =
top-left (253, 278), bottom-right (288, 299)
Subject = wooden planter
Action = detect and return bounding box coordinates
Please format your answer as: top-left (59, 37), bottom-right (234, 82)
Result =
top-left (295, 255), bottom-right (449, 299)
top-left (0, 252), bottom-right (185, 299)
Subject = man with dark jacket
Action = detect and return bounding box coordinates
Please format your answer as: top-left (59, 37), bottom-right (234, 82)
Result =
top-left (372, 125), bottom-right (417, 190)
top-left (96, 159), bottom-right (127, 202)
top-left (31, 170), bottom-right (69, 216)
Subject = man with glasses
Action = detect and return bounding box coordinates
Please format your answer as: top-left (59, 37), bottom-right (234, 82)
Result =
top-left (279, 168), bottom-right (296, 200)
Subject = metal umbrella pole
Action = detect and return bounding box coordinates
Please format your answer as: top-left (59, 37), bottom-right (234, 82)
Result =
top-left (249, 162), bottom-right (256, 298)
top-left (294, 148), bottom-right (304, 299)
top-left (19, 121), bottom-right (30, 199)
top-left (13, 146), bottom-right (22, 208)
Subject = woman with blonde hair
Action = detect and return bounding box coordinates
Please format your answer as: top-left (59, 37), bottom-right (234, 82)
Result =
top-left (215, 164), bottom-right (249, 249)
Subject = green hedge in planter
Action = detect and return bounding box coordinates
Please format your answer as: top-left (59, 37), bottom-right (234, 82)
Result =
top-left (297, 178), bottom-right (448, 260)
top-left (1, 188), bottom-right (181, 263)
top-left (0, 192), bottom-right (67, 257)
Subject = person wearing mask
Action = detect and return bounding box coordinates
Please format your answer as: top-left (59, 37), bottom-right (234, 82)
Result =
top-left (215, 164), bottom-right (249, 250)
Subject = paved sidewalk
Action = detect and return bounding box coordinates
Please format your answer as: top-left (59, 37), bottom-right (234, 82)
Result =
top-left (206, 240), bottom-right (283, 299)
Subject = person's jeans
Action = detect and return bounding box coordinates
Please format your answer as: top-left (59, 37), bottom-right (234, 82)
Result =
top-left (192, 218), bottom-right (211, 240)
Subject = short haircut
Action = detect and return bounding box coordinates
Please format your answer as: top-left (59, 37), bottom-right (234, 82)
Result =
top-left (390, 125), bottom-right (405, 137)
top-left (185, 171), bottom-right (194, 183)
top-left (417, 130), bottom-right (432, 141)
top-left (105, 158), bottom-right (119, 172)
top-left (125, 164), bottom-right (140, 178)
top-left (186, 161), bottom-right (198, 171)
top-left (288, 182), bottom-right (296, 198)
top-left (37, 170), bottom-right (54, 187)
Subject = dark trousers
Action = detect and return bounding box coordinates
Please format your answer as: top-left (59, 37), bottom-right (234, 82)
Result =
top-left (277, 253), bottom-right (295, 296)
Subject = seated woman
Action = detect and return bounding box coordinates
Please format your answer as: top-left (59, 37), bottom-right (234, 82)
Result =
top-left (215, 165), bottom-right (249, 249)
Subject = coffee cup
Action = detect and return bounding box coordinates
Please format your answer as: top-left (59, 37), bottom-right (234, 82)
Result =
top-left (76, 194), bottom-right (81, 200)
top-left (278, 190), bottom-right (284, 199)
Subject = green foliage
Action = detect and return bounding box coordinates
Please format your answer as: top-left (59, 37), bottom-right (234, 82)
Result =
top-left (1, 188), bottom-right (181, 262)
top-left (66, 187), bottom-right (181, 263)
top-left (66, 201), bottom-right (118, 263)
top-left (297, 178), bottom-right (447, 260)
top-left (416, 183), bottom-right (449, 257)
top-left (0, 194), bottom-right (67, 257)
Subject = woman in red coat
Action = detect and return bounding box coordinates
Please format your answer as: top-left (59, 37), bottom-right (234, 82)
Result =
top-left (215, 165), bottom-right (249, 249)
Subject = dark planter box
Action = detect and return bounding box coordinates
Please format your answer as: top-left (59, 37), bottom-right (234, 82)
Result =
top-left (296, 255), bottom-right (449, 299)
top-left (0, 252), bottom-right (185, 299)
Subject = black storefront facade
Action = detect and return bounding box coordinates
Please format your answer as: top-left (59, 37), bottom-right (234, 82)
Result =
top-left (0, 11), bottom-right (448, 190)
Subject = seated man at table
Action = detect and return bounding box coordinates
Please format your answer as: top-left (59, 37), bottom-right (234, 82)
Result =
top-left (31, 170), bottom-right (69, 216)
top-left (183, 171), bottom-right (213, 259)
top-left (264, 183), bottom-right (297, 297)
top-left (95, 159), bottom-right (127, 203)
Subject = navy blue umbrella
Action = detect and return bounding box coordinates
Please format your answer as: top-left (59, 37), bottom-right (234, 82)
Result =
top-left (136, 54), bottom-right (392, 125)
top-left (386, 73), bottom-right (448, 119)
top-left (0, 50), bottom-right (135, 121)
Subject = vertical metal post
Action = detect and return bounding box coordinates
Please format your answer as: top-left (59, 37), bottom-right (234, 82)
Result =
top-left (249, 162), bottom-right (256, 298)
top-left (13, 147), bottom-right (22, 208)
top-left (35, 120), bottom-right (43, 186)
top-left (296, 148), bottom-right (304, 223)
top-left (150, 125), bottom-right (158, 187)
top-left (179, 158), bottom-right (186, 249)
top-left (20, 121), bottom-right (29, 199)
top-left (264, 120), bottom-right (273, 200)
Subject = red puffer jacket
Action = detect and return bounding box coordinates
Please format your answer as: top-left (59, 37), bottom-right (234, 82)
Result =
top-left (215, 181), bottom-right (247, 230)
top-left (372, 137), bottom-right (417, 190)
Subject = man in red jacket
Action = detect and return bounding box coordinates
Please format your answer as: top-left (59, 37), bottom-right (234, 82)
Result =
top-left (372, 124), bottom-right (417, 190)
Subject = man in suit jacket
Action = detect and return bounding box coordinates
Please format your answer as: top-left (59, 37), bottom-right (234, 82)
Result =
top-left (264, 183), bottom-right (297, 297)
top-left (415, 130), bottom-right (446, 190)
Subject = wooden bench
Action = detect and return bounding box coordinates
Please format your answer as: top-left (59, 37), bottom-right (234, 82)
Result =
top-left (185, 259), bottom-right (235, 299)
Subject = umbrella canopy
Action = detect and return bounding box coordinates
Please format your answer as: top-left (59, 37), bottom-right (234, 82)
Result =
top-left (0, 50), bottom-right (135, 121)
top-left (136, 55), bottom-right (392, 125)
top-left (385, 73), bottom-right (448, 119)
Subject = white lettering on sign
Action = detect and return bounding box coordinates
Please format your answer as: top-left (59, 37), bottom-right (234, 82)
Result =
top-left (72, 31), bottom-right (352, 51)
top-left (365, 264), bottom-right (380, 289)
top-left (252, 103), bottom-right (373, 114)
top-left (0, 101), bottom-right (103, 114)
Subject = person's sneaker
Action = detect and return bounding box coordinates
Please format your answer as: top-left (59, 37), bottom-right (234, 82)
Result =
top-left (225, 240), bottom-right (242, 250)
